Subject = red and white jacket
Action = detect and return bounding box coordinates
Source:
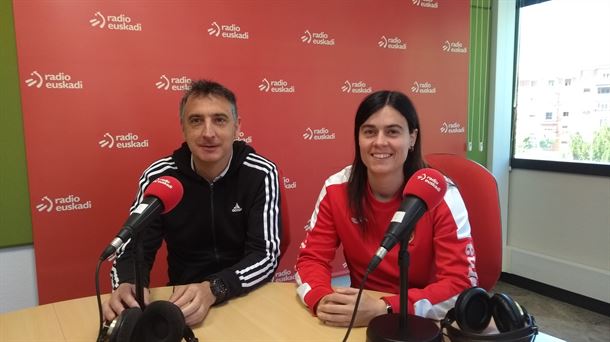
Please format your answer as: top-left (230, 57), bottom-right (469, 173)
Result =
top-left (295, 166), bottom-right (477, 320)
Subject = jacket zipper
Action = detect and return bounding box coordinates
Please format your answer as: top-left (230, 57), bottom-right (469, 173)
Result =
top-left (209, 182), bottom-right (220, 263)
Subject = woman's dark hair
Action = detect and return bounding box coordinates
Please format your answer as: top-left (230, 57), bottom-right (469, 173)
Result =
top-left (347, 90), bottom-right (426, 227)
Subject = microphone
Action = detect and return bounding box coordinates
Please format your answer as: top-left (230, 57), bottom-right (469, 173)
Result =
top-left (99, 176), bottom-right (184, 260)
top-left (367, 168), bottom-right (447, 273)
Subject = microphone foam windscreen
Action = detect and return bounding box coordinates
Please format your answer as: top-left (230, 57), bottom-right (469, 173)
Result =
top-left (403, 168), bottom-right (447, 210)
top-left (143, 176), bottom-right (184, 213)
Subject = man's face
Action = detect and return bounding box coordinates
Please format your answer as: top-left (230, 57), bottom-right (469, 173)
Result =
top-left (181, 95), bottom-right (239, 178)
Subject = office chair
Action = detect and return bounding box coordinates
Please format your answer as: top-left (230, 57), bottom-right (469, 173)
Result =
top-left (425, 153), bottom-right (502, 291)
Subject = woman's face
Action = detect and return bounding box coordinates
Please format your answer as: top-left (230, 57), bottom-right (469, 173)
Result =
top-left (358, 105), bottom-right (418, 181)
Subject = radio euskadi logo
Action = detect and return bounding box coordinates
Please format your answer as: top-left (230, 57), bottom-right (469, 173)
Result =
top-left (24, 70), bottom-right (83, 89)
top-left (258, 78), bottom-right (295, 93)
top-left (283, 176), bottom-right (297, 190)
top-left (300, 30), bottom-right (335, 46)
top-left (303, 127), bottom-right (336, 141)
top-left (89, 11), bottom-right (142, 31)
top-left (36, 195), bottom-right (92, 213)
top-left (378, 36), bottom-right (407, 50)
top-left (440, 122), bottom-right (465, 134)
top-left (98, 132), bottom-right (149, 149)
top-left (416, 172), bottom-right (443, 192)
top-left (341, 80), bottom-right (372, 94)
top-left (155, 75), bottom-right (192, 91)
top-left (411, 81), bottom-right (437, 94)
top-left (207, 21), bottom-right (249, 39)
top-left (236, 131), bottom-right (253, 144)
top-left (274, 268), bottom-right (295, 282)
top-left (442, 40), bottom-right (468, 53)
top-left (412, 0), bottom-right (439, 9)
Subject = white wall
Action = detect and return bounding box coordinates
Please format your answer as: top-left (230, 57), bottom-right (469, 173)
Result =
top-left (490, 0), bottom-right (610, 303)
top-left (487, 0), bottom-right (515, 272)
top-left (0, 245), bottom-right (38, 313)
top-left (507, 171), bottom-right (610, 302)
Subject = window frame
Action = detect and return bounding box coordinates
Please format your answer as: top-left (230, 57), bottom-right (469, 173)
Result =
top-left (511, 0), bottom-right (610, 177)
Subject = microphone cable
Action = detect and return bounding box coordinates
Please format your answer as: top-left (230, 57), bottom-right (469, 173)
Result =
top-left (341, 270), bottom-right (370, 342)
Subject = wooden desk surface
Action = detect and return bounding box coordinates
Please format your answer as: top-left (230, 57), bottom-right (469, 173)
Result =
top-left (0, 282), bottom-right (565, 342)
top-left (0, 283), bottom-right (367, 342)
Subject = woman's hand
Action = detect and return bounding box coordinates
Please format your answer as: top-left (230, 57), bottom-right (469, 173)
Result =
top-left (315, 287), bottom-right (387, 327)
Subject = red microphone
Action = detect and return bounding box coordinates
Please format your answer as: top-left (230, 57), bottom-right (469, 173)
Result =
top-left (100, 176), bottom-right (184, 260)
top-left (367, 168), bottom-right (447, 273)
top-left (142, 176), bottom-right (184, 213)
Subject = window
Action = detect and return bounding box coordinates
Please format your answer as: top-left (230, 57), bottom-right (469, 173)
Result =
top-left (513, 0), bottom-right (610, 175)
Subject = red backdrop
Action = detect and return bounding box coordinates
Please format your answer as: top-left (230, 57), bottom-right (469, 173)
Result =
top-left (13, 0), bottom-right (470, 304)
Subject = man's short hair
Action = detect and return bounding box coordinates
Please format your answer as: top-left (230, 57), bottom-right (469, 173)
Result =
top-left (179, 80), bottom-right (238, 122)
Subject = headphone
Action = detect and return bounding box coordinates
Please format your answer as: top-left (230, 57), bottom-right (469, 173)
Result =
top-left (441, 287), bottom-right (538, 342)
top-left (99, 301), bottom-right (198, 342)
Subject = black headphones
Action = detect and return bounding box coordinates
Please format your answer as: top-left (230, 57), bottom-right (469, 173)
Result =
top-left (441, 287), bottom-right (538, 342)
top-left (99, 301), bottom-right (198, 342)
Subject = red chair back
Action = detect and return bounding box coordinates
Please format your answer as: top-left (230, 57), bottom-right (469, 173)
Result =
top-left (425, 153), bottom-right (502, 291)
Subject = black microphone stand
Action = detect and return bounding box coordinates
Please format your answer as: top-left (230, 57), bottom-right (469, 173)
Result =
top-left (131, 232), bottom-right (199, 342)
top-left (134, 232), bottom-right (146, 310)
top-left (366, 226), bottom-right (441, 342)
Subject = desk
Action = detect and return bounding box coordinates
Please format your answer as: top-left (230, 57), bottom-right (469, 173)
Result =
top-left (0, 283), bottom-right (565, 341)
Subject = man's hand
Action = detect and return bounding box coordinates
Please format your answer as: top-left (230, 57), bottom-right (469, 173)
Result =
top-left (315, 287), bottom-right (387, 327)
top-left (102, 283), bottom-right (150, 322)
top-left (169, 282), bottom-right (216, 326)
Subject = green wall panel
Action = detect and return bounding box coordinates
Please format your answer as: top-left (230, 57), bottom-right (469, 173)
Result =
top-left (0, 0), bottom-right (33, 247)
top-left (468, 0), bottom-right (493, 166)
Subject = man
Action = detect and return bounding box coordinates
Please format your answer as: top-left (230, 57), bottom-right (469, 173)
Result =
top-left (102, 80), bottom-right (282, 326)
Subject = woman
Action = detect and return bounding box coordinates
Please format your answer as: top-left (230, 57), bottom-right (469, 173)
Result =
top-left (295, 90), bottom-right (477, 327)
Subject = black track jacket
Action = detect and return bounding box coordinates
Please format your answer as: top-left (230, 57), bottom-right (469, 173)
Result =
top-left (111, 141), bottom-right (282, 301)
